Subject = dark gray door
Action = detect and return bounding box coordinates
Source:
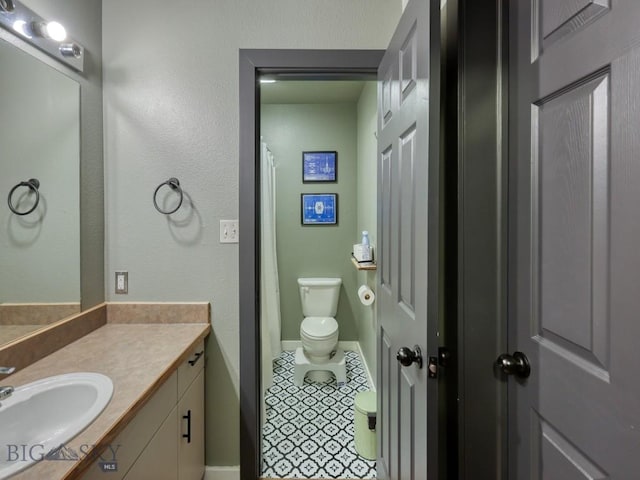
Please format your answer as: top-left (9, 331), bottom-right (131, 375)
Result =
top-left (376, 0), bottom-right (440, 478)
top-left (509, 0), bottom-right (640, 477)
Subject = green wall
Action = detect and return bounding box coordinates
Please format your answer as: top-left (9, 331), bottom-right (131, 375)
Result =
top-left (356, 82), bottom-right (378, 380)
top-left (261, 103), bottom-right (360, 341)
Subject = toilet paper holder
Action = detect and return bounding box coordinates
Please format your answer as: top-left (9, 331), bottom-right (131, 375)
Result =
top-left (358, 285), bottom-right (376, 306)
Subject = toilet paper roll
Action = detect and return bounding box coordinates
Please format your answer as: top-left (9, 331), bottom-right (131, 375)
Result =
top-left (358, 285), bottom-right (375, 306)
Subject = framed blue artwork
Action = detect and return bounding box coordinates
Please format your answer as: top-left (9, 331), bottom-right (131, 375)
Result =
top-left (302, 151), bottom-right (337, 183)
top-left (301, 193), bottom-right (338, 225)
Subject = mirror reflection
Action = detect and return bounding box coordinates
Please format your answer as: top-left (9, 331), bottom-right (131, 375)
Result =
top-left (0, 36), bottom-right (80, 345)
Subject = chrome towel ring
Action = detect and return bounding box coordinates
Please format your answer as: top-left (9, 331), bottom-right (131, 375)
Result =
top-left (0, 0), bottom-right (15, 13)
top-left (7, 178), bottom-right (40, 216)
top-left (153, 177), bottom-right (184, 215)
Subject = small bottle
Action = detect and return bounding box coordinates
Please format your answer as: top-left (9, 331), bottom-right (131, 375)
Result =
top-left (360, 231), bottom-right (371, 261)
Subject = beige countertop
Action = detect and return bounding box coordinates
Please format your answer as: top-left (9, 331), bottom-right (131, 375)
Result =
top-left (6, 322), bottom-right (210, 480)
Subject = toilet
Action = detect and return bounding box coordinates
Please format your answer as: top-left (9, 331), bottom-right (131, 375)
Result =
top-left (293, 277), bottom-right (347, 386)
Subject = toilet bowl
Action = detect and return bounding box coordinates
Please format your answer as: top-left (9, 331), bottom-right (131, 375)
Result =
top-left (300, 316), bottom-right (339, 363)
top-left (295, 278), bottom-right (346, 385)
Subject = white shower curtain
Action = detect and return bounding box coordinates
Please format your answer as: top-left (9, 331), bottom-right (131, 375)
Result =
top-left (260, 140), bottom-right (282, 396)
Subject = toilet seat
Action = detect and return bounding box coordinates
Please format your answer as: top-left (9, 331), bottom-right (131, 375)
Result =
top-left (300, 316), bottom-right (338, 338)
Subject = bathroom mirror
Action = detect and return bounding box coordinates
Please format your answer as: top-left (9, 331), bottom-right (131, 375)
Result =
top-left (0, 36), bottom-right (80, 346)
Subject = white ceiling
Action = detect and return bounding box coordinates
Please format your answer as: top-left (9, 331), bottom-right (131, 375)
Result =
top-left (260, 80), bottom-right (371, 105)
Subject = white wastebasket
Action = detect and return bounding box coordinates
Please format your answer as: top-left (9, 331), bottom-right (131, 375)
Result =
top-left (354, 390), bottom-right (377, 460)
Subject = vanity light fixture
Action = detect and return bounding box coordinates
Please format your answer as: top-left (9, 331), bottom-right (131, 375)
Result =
top-left (0, 0), bottom-right (84, 72)
top-left (259, 78), bottom-right (277, 84)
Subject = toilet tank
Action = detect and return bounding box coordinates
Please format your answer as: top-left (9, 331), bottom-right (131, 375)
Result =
top-left (298, 278), bottom-right (342, 317)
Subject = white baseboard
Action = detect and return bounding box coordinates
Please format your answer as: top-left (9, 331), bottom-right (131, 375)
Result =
top-left (280, 340), bottom-right (376, 390)
top-left (355, 342), bottom-right (376, 391)
top-left (280, 340), bottom-right (300, 351)
top-left (204, 465), bottom-right (240, 480)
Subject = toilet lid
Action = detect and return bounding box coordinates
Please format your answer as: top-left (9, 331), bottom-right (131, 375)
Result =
top-left (301, 316), bottom-right (338, 337)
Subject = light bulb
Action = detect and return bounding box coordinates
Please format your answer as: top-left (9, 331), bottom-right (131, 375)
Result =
top-left (45, 21), bottom-right (66, 41)
top-left (13, 20), bottom-right (32, 38)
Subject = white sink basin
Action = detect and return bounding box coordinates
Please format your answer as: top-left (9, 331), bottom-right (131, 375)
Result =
top-left (0, 372), bottom-right (113, 479)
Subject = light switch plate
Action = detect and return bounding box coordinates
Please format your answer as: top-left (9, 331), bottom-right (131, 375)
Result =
top-left (115, 271), bottom-right (128, 294)
top-left (220, 220), bottom-right (239, 243)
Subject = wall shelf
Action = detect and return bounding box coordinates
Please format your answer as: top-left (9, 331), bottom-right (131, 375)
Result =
top-left (351, 256), bottom-right (377, 271)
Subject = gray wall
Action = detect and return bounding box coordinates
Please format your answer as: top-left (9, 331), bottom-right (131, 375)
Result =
top-left (0, 42), bottom-right (80, 303)
top-left (356, 82), bottom-right (378, 380)
top-left (20, 0), bottom-right (105, 309)
top-left (102, 0), bottom-right (401, 466)
top-left (261, 103), bottom-right (359, 341)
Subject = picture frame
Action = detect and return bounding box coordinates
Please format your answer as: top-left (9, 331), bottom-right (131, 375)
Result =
top-left (301, 193), bottom-right (338, 225)
top-left (302, 151), bottom-right (337, 183)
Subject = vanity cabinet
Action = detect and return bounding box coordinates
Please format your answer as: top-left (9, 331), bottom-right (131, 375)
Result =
top-left (84, 342), bottom-right (205, 480)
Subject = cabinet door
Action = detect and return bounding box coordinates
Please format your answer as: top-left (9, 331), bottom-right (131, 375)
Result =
top-left (178, 370), bottom-right (205, 480)
top-left (83, 373), bottom-right (178, 480)
top-left (123, 406), bottom-right (178, 480)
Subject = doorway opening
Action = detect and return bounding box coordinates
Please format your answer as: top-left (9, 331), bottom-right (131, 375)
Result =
top-left (238, 49), bottom-right (384, 480)
top-left (259, 78), bottom-right (378, 478)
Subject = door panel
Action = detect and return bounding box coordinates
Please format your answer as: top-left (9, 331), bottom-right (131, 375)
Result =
top-left (379, 331), bottom-right (393, 475)
top-left (536, 0), bottom-right (610, 53)
top-left (377, 0), bottom-right (440, 479)
top-left (400, 26), bottom-right (418, 101)
top-left (381, 147), bottom-right (393, 289)
top-left (531, 414), bottom-right (608, 480)
top-left (399, 368), bottom-right (416, 479)
top-left (534, 70), bottom-right (610, 375)
top-left (399, 127), bottom-right (416, 311)
top-left (509, 0), bottom-right (640, 477)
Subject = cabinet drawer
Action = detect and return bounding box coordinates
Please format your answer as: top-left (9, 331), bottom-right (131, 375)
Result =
top-left (178, 341), bottom-right (205, 398)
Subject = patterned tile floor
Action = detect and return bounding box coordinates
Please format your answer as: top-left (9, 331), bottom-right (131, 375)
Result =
top-left (262, 350), bottom-right (377, 479)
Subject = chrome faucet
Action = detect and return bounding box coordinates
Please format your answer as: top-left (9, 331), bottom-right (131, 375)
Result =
top-left (0, 385), bottom-right (13, 401)
top-left (0, 367), bottom-right (16, 404)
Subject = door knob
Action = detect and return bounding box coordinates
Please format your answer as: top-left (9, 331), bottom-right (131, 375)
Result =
top-left (495, 351), bottom-right (530, 379)
top-left (397, 346), bottom-right (423, 369)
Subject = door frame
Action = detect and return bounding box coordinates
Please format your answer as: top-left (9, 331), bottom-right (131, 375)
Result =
top-left (238, 49), bottom-right (384, 480)
top-left (455, 0), bottom-right (508, 477)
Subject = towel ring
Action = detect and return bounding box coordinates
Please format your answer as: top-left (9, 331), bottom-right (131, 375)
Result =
top-left (8, 178), bottom-right (40, 216)
top-left (153, 177), bottom-right (184, 215)
top-left (0, 0), bottom-right (16, 13)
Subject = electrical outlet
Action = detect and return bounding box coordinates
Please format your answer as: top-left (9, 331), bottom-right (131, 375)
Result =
top-left (220, 220), bottom-right (239, 243)
top-left (115, 271), bottom-right (128, 294)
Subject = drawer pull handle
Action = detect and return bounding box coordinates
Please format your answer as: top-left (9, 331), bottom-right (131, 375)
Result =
top-left (188, 351), bottom-right (204, 366)
top-left (182, 409), bottom-right (192, 443)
